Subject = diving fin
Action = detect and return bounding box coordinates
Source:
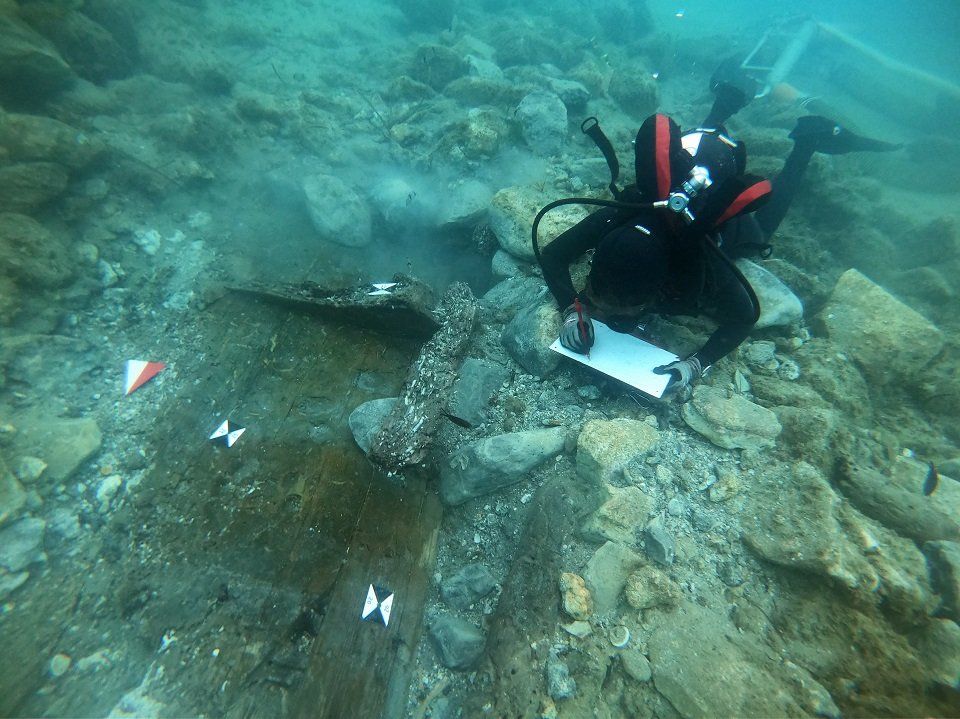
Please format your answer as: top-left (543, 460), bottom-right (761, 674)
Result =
top-left (790, 115), bottom-right (903, 155)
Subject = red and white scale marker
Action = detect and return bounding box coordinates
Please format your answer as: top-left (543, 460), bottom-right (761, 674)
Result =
top-left (124, 360), bottom-right (166, 395)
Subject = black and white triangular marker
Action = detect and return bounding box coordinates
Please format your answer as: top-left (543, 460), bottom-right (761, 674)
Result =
top-left (367, 282), bottom-right (397, 296)
top-left (209, 420), bottom-right (246, 447)
top-left (361, 584), bottom-right (395, 626)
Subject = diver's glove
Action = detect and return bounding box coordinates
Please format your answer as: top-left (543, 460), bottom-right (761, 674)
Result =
top-left (654, 355), bottom-right (703, 391)
top-left (559, 302), bottom-right (595, 355)
top-left (791, 115), bottom-right (903, 154)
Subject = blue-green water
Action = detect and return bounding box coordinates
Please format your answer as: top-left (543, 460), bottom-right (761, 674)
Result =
top-left (0, 1), bottom-right (958, 717)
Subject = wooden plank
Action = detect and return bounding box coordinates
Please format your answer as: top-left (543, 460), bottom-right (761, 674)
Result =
top-left (288, 472), bottom-right (442, 719)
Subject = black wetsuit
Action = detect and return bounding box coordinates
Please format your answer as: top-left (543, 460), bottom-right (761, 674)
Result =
top-left (540, 128), bottom-right (809, 368)
top-left (540, 199), bottom-right (758, 368)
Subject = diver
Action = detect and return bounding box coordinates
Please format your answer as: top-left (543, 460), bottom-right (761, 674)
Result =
top-left (535, 62), bottom-right (901, 392)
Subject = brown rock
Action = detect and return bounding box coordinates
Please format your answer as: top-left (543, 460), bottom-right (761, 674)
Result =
top-left (0, 14), bottom-right (75, 106)
top-left (0, 163), bottom-right (69, 213)
top-left (0, 213), bottom-right (74, 287)
top-left (559, 572), bottom-right (592, 620)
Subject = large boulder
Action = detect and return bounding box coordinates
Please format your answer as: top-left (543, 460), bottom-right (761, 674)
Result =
top-left (514, 91), bottom-right (568, 155)
top-left (681, 385), bottom-right (781, 450)
top-left (439, 428), bottom-right (565, 505)
top-left (736, 259), bottom-right (803, 329)
top-left (743, 462), bottom-right (936, 621)
top-left (0, 15), bottom-right (75, 106)
top-left (488, 185), bottom-right (587, 261)
top-left (0, 213), bottom-right (75, 287)
top-left (10, 413), bottom-right (101, 485)
top-left (818, 268), bottom-right (944, 385)
top-left (500, 301), bottom-right (561, 378)
top-left (0, 112), bottom-right (102, 168)
top-left (576, 418), bottom-right (659, 482)
top-left (648, 602), bottom-right (839, 719)
top-left (0, 163), bottom-right (70, 213)
top-left (302, 174), bottom-right (372, 247)
top-left (408, 44), bottom-right (468, 91)
top-left (19, 4), bottom-right (135, 83)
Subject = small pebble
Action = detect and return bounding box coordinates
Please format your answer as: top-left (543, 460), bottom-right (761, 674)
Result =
top-left (666, 497), bottom-right (685, 517)
top-left (48, 653), bottom-right (71, 678)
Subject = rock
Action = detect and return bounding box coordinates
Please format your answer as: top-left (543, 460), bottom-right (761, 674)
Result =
top-left (924, 540), bottom-right (960, 621)
top-left (481, 275), bottom-right (543, 322)
top-left (0, 112), bottom-right (101, 169)
top-left (681, 385), bottom-right (782, 450)
top-left (491, 249), bottom-right (524, 279)
top-left (515, 91), bottom-right (567, 155)
top-left (648, 602), bottom-right (840, 719)
top-left (559, 572), bottom-right (592, 620)
top-left (741, 340), bottom-right (779, 371)
top-left (773, 405), bottom-right (844, 470)
top-left (48, 652), bottom-right (71, 678)
top-left (576, 418), bottom-right (659, 483)
top-left (0, 516), bottom-right (46, 572)
top-left (12, 456), bottom-right (46, 484)
top-left (429, 615), bottom-right (485, 670)
top-left (444, 75), bottom-right (520, 109)
top-left (793, 339), bottom-right (873, 421)
top-left (500, 301), bottom-right (561, 378)
top-left (708, 469), bottom-right (740, 502)
top-left (0, 15), bottom-right (75, 106)
top-left (547, 77), bottom-right (590, 109)
top-left (837, 462), bottom-right (960, 543)
top-left (0, 569), bottom-right (29, 600)
top-left (19, 5), bottom-right (133, 84)
top-left (438, 179), bottom-right (492, 228)
top-left (302, 174), bottom-right (372, 247)
top-left (744, 462), bottom-right (936, 619)
top-left (644, 522), bottom-right (675, 566)
top-left (0, 455), bottom-right (27, 527)
top-left (11, 413), bottom-right (101, 485)
top-left (580, 485), bottom-right (653, 545)
top-left (818, 268), bottom-right (944, 385)
top-left (408, 44), bottom-right (468, 91)
top-left (441, 563), bottom-right (497, 609)
top-left (749, 375), bottom-right (827, 409)
top-left (583, 541), bottom-right (643, 614)
top-left (620, 648), bottom-right (652, 683)
top-left (439, 428), bottom-right (565, 505)
top-left (0, 163), bottom-right (70, 213)
top-left (465, 53), bottom-right (503, 80)
top-left (96, 473), bottom-right (122, 510)
top-left (348, 398), bottom-right (398, 454)
top-left (560, 620), bottom-right (591, 638)
top-left (609, 70), bottom-right (659, 118)
top-left (735, 259), bottom-right (803, 329)
top-left (488, 185), bottom-right (587, 261)
top-left (447, 358), bottom-right (510, 426)
top-left (624, 565), bottom-right (681, 610)
top-left (546, 652), bottom-right (577, 700)
top-left (912, 619), bottom-right (960, 690)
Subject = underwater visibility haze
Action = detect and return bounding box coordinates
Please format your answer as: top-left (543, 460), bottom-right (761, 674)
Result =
top-left (1, 0), bottom-right (959, 717)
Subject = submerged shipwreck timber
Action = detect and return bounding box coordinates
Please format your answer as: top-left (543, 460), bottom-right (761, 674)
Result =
top-left (369, 282), bottom-right (478, 473)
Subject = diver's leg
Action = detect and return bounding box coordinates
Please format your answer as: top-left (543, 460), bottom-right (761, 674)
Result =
top-left (756, 116), bottom-right (901, 239)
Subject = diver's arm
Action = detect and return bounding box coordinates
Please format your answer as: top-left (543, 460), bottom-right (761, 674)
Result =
top-left (540, 206), bottom-right (621, 308)
top-left (693, 256), bottom-right (758, 367)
